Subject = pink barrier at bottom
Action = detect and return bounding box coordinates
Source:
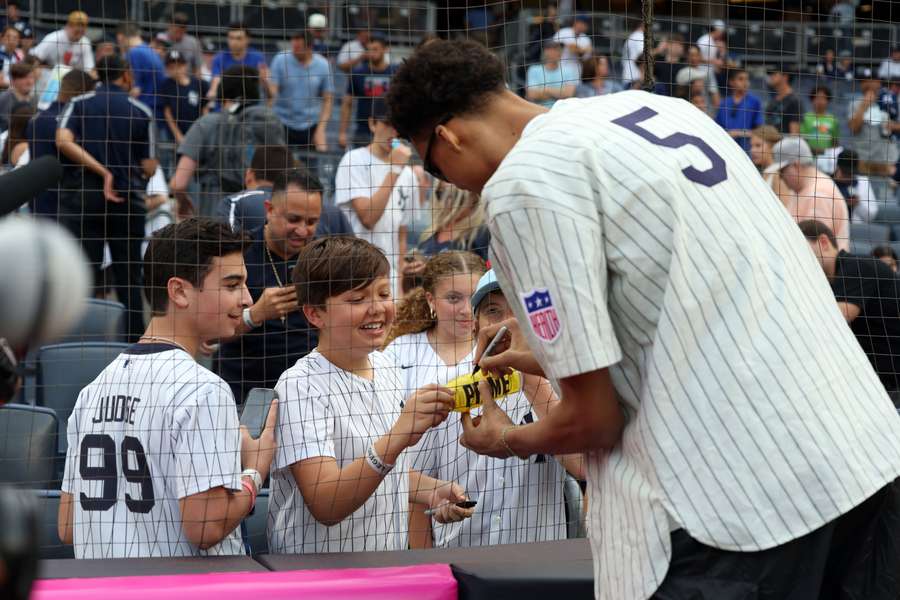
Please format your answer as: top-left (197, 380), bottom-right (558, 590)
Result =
top-left (31, 563), bottom-right (457, 600)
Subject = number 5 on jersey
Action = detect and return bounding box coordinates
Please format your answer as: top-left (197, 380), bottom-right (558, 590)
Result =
top-left (612, 106), bottom-right (728, 188)
top-left (79, 434), bottom-right (155, 513)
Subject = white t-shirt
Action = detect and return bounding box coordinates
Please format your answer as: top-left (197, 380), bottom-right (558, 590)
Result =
top-left (61, 344), bottom-right (243, 558)
top-left (621, 29), bottom-right (644, 83)
top-left (31, 29), bottom-right (95, 71)
top-left (553, 27), bottom-right (592, 69)
top-left (696, 32), bottom-right (719, 62)
top-left (483, 91), bottom-right (900, 599)
top-left (383, 332), bottom-right (567, 547)
top-left (877, 59), bottom-right (900, 81)
top-left (334, 146), bottom-right (416, 296)
top-left (267, 349), bottom-right (410, 554)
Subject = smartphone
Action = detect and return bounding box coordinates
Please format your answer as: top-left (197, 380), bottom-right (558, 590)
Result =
top-left (240, 388), bottom-right (277, 439)
top-left (454, 500), bottom-right (477, 509)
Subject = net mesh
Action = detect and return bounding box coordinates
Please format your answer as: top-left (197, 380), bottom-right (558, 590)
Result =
top-left (0, 0), bottom-right (897, 568)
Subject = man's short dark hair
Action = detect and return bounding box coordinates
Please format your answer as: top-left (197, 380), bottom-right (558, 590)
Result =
top-left (836, 148), bottom-right (859, 176)
top-left (809, 85), bottom-right (832, 102)
top-left (117, 22), bottom-right (141, 39)
top-left (369, 96), bottom-right (389, 123)
top-left (250, 144), bottom-right (293, 183)
top-left (727, 67), bottom-right (747, 82)
top-left (387, 39), bottom-right (506, 140)
top-left (291, 30), bottom-right (312, 45)
top-left (170, 11), bottom-right (190, 26)
top-left (144, 218), bottom-right (250, 315)
top-left (768, 65), bottom-right (794, 83)
top-left (58, 68), bottom-right (94, 101)
top-left (96, 55), bottom-right (129, 84)
top-left (872, 245), bottom-right (898, 262)
top-left (3, 26), bottom-right (19, 37)
top-left (220, 64), bottom-right (260, 102)
top-left (8, 62), bottom-right (30, 80)
top-left (292, 237), bottom-right (389, 308)
top-left (273, 165), bottom-right (323, 195)
top-left (228, 21), bottom-right (249, 35)
top-left (798, 220), bottom-right (838, 248)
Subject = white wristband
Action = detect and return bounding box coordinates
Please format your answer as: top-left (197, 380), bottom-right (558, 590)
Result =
top-left (242, 307), bottom-right (259, 329)
top-left (241, 468), bottom-right (263, 492)
top-left (365, 443), bottom-right (394, 477)
top-left (390, 165), bottom-right (404, 176)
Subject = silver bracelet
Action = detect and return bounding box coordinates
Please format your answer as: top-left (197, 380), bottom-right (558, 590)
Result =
top-left (365, 443), bottom-right (394, 477)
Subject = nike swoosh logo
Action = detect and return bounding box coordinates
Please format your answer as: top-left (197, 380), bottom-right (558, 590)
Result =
top-left (400, 365), bottom-right (414, 369)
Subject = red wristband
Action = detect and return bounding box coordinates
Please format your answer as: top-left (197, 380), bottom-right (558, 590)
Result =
top-left (241, 478), bottom-right (257, 509)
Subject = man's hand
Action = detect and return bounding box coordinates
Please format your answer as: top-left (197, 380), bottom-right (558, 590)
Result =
top-left (250, 286), bottom-right (299, 323)
top-left (103, 172), bottom-right (123, 203)
top-left (338, 131), bottom-right (348, 148)
top-left (314, 125), bottom-right (328, 152)
top-left (240, 397), bottom-right (278, 476)
top-left (459, 380), bottom-right (517, 459)
top-left (392, 384), bottom-right (454, 448)
top-left (428, 480), bottom-right (476, 524)
top-left (388, 143), bottom-right (413, 168)
top-left (474, 318), bottom-right (544, 378)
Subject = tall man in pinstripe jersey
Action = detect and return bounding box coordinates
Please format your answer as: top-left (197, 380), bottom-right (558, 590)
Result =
top-left (388, 40), bottom-right (900, 600)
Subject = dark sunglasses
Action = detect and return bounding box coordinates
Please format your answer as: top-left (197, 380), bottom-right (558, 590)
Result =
top-left (422, 115), bottom-right (453, 181)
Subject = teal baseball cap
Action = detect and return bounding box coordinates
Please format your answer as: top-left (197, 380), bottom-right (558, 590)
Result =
top-left (471, 269), bottom-right (502, 315)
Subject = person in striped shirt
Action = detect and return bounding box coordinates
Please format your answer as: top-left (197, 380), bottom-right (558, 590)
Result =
top-left (387, 39), bottom-right (900, 600)
top-left (266, 236), bottom-right (474, 554)
top-left (59, 218), bottom-right (276, 558)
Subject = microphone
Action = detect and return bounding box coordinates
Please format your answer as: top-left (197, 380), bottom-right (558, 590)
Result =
top-left (0, 156), bottom-right (63, 218)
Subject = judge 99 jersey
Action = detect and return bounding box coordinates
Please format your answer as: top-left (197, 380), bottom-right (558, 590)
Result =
top-left (61, 344), bottom-right (244, 558)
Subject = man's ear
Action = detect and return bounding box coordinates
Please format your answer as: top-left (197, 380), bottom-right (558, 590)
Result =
top-left (438, 123), bottom-right (462, 153)
top-left (303, 304), bottom-right (325, 329)
top-left (167, 277), bottom-right (192, 311)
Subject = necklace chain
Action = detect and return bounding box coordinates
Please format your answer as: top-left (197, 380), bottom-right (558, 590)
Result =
top-left (264, 229), bottom-right (288, 324)
top-left (139, 336), bottom-right (191, 354)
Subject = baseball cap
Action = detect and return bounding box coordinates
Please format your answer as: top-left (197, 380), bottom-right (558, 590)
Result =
top-left (471, 270), bottom-right (502, 315)
top-left (308, 13), bottom-right (327, 29)
top-left (166, 50), bottom-right (187, 64)
top-left (711, 19), bottom-right (726, 31)
top-left (574, 14), bottom-right (591, 24)
top-left (771, 136), bottom-right (815, 171)
top-left (20, 26), bottom-right (32, 39)
top-left (201, 38), bottom-right (218, 53)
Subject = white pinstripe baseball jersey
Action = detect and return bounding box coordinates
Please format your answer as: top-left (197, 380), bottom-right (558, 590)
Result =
top-left (61, 343), bottom-right (243, 558)
top-left (482, 90), bottom-right (900, 600)
top-left (384, 332), bottom-right (567, 547)
top-left (267, 349), bottom-right (410, 553)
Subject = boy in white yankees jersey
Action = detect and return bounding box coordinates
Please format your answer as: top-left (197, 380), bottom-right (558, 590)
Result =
top-left (389, 40), bottom-right (900, 600)
top-left (59, 218), bottom-right (277, 558)
top-left (267, 236), bottom-right (474, 554)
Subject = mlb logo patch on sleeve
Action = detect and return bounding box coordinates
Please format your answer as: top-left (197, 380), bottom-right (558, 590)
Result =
top-left (520, 288), bottom-right (561, 342)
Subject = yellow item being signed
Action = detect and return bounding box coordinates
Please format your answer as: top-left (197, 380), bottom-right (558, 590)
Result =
top-left (445, 370), bottom-right (522, 412)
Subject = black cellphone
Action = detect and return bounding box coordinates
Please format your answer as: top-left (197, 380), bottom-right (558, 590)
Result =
top-left (240, 388), bottom-right (277, 439)
top-left (455, 500), bottom-right (477, 509)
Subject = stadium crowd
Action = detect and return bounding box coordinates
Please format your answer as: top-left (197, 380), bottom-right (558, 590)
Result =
top-left (1, 2), bottom-right (900, 593)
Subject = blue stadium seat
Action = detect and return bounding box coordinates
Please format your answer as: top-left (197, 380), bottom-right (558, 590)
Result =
top-left (62, 299), bottom-right (127, 344)
top-left (35, 342), bottom-right (129, 453)
top-left (34, 489), bottom-right (74, 559)
top-left (0, 404), bottom-right (60, 488)
top-left (244, 489), bottom-right (270, 556)
top-left (850, 222), bottom-right (890, 256)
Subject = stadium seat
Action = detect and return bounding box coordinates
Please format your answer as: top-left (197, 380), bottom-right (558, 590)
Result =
top-left (244, 489), bottom-right (270, 556)
top-left (0, 404), bottom-right (60, 488)
top-left (34, 489), bottom-right (74, 559)
top-left (35, 342), bottom-right (129, 453)
top-left (564, 475), bottom-right (586, 539)
top-left (62, 299), bottom-right (127, 343)
top-left (850, 222), bottom-right (890, 255)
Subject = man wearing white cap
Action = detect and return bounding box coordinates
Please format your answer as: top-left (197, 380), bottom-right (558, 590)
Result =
top-left (769, 135), bottom-right (849, 251)
top-left (696, 20), bottom-right (726, 68)
top-left (308, 14), bottom-right (329, 55)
